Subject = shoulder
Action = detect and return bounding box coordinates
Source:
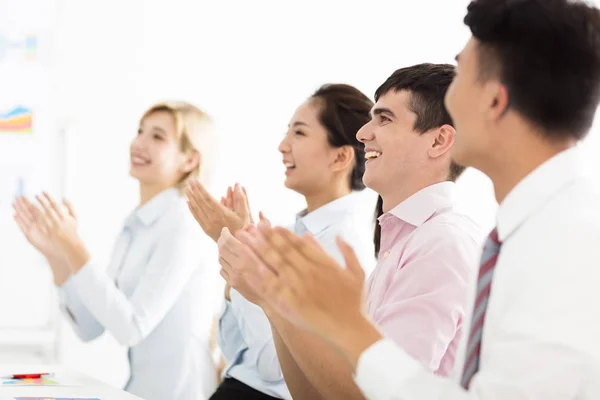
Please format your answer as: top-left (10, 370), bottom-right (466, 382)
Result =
top-left (151, 198), bottom-right (212, 249)
top-left (412, 208), bottom-right (485, 250)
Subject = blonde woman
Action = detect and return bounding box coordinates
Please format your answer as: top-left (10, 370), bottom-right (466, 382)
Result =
top-left (13, 102), bottom-right (219, 400)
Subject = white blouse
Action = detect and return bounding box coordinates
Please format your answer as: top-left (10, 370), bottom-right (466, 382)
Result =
top-left (58, 188), bottom-right (219, 400)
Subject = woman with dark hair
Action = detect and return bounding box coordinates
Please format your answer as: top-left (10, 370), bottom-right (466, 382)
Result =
top-left (187, 84), bottom-right (377, 400)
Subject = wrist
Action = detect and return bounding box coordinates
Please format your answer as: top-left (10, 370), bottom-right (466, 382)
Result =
top-left (327, 311), bottom-right (384, 371)
top-left (64, 240), bottom-right (90, 273)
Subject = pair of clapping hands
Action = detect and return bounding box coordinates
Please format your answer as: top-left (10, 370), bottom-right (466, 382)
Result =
top-left (186, 180), bottom-right (369, 345)
top-left (13, 193), bottom-right (89, 285)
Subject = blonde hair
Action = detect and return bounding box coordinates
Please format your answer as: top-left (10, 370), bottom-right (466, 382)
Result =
top-left (141, 101), bottom-right (217, 192)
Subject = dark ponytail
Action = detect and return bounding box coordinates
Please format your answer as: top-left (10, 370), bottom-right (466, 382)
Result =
top-left (310, 84), bottom-right (381, 252)
top-left (374, 195), bottom-right (383, 258)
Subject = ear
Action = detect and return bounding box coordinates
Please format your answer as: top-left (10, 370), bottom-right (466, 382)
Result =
top-left (487, 81), bottom-right (509, 121)
top-left (181, 150), bottom-right (200, 173)
top-left (427, 124), bottom-right (455, 159)
top-left (330, 145), bottom-right (355, 172)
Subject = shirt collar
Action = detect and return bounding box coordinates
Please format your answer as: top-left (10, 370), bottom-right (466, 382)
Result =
top-left (382, 181), bottom-right (457, 227)
top-left (126, 188), bottom-right (180, 228)
top-left (497, 146), bottom-right (586, 242)
top-left (296, 192), bottom-right (360, 235)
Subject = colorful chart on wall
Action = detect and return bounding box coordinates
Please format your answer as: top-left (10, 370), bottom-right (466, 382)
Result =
top-left (0, 105), bottom-right (33, 134)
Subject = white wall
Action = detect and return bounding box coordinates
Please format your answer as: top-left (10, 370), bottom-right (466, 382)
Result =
top-left (3, 0), bottom-right (598, 388)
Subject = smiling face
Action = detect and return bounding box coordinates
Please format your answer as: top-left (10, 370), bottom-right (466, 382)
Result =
top-left (356, 90), bottom-right (434, 199)
top-left (278, 99), bottom-right (343, 197)
top-left (129, 110), bottom-right (191, 191)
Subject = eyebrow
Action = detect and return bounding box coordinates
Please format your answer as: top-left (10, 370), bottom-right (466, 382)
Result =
top-left (150, 126), bottom-right (167, 134)
top-left (372, 107), bottom-right (396, 119)
top-left (290, 121), bottom-right (309, 128)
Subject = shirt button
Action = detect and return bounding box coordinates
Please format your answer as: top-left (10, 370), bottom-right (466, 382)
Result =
top-left (384, 251), bottom-right (391, 258)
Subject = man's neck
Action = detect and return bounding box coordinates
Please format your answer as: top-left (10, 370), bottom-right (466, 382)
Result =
top-left (484, 131), bottom-right (576, 204)
top-left (380, 178), bottom-right (447, 214)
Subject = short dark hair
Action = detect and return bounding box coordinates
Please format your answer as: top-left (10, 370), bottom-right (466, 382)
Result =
top-left (465, 0), bottom-right (600, 140)
top-left (375, 63), bottom-right (467, 182)
top-left (372, 64), bottom-right (466, 258)
top-left (310, 84), bottom-right (374, 191)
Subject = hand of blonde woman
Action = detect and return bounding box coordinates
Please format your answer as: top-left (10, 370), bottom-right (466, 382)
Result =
top-left (186, 180), bottom-right (249, 242)
top-left (13, 196), bottom-right (61, 259)
top-left (36, 192), bottom-right (90, 273)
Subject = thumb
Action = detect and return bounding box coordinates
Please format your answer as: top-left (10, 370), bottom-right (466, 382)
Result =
top-left (336, 236), bottom-right (365, 280)
top-left (63, 199), bottom-right (77, 219)
top-left (258, 212), bottom-right (271, 228)
top-left (233, 185), bottom-right (250, 217)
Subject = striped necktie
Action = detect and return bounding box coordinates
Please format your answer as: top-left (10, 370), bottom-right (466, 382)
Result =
top-left (460, 229), bottom-right (502, 389)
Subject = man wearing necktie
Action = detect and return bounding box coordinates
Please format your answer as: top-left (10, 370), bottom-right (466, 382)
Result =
top-left (237, 0), bottom-right (600, 399)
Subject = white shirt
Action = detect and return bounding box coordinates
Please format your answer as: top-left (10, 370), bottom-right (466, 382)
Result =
top-left (353, 147), bottom-right (600, 399)
top-left (58, 188), bottom-right (219, 400)
top-left (218, 192), bottom-right (376, 398)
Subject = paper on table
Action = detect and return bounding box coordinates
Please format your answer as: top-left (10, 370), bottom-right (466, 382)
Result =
top-left (0, 376), bottom-right (81, 386)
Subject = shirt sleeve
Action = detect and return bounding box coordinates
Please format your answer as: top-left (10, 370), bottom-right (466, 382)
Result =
top-left (353, 218), bottom-right (600, 400)
top-left (218, 299), bottom-right (246, 363)
top-left (57, 279), bottom-right (106, 341)
top-left (230, 289), bottom-right (284, 382)
top-left (371, 223), bottom-right (477, 372)
top-left (66, 225), bottom-right (202, 347)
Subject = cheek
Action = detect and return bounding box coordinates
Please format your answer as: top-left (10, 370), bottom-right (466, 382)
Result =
top-left (293, 140), bottom-right (330, 166)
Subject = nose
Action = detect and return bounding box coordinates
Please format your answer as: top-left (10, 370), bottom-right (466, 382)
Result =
top-left (356, 120), bottom-right (375, 144)
top-left (278, 133), bottom-right (291, 154)
top-left (131, 131), bottom-right (147, 152)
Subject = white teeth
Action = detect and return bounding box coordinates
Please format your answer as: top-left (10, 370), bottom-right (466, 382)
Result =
top-left (365, 151), bottom-right (382, 160)
top-left (284, 162), bottom-right (295, 168)
top-left (132, 156), bottom-right (150, 165)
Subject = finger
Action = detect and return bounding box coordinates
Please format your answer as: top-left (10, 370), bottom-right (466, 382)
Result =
top-left (246, 227), bottom-right (306, 291)
top-left (19, 197), bottom-right (40, 224)
top-left (191, 180), bottom-right (221, 212)
top-left (262, 227), bottom-right (310, 281)
top-left (63, 199), bottom-right (77, 219)
top-left (36, 195), bottom-right (60, 228)
top-left (14, 213), bottom-right (32, 232)
top-left (236, 236), bottom-right (279, 285)
top-left (296, 231), bottom-right (340, 267)
top-left (13, 198), bottom-right (35, 224)
top-left (220, 197), bottom-right (227, 207)
top-left (258, 212), bottom-right (272, 228)
top-left (186, 191), bottom-right (213, 228)
top-left (235, 229), bottom-right (279, 277)
top-left (224, 186), bottom-right (234, 210)
top-left (220, 268), bottom-right (230, 283)
top-left (43, 192), bottom-right (65, 219)
top-left (336, 236), bottom-right (366, 280)
top-left (219, 255), bottom-right (235, 277)
top-left (218, 229), bottom-right (243, 262)
top-left (233, 185), bottom-right (251, 220)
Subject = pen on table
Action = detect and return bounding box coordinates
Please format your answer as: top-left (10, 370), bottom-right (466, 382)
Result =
top-left (1, 373), bottom-right (53, 379)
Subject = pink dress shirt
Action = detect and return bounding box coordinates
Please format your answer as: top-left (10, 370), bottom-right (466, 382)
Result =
top-left (366, 182), bottom-right (484, 376)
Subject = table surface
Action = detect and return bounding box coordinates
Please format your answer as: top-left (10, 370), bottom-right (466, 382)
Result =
top-left (0, 365), bottom-right (143, 399)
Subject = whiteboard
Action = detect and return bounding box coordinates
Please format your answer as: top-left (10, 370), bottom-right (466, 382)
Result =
top-left (0, 0), bottom-right (61, 334)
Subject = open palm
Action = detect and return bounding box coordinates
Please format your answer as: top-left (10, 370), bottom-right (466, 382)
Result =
top-left (13, 196), bottom-right (60, 258)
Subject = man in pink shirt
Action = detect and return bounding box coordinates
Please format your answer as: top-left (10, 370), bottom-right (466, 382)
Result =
top-left (361, 65), bottom-right (483, 376)
top-left (225, 63), bottom-right (484, 400)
